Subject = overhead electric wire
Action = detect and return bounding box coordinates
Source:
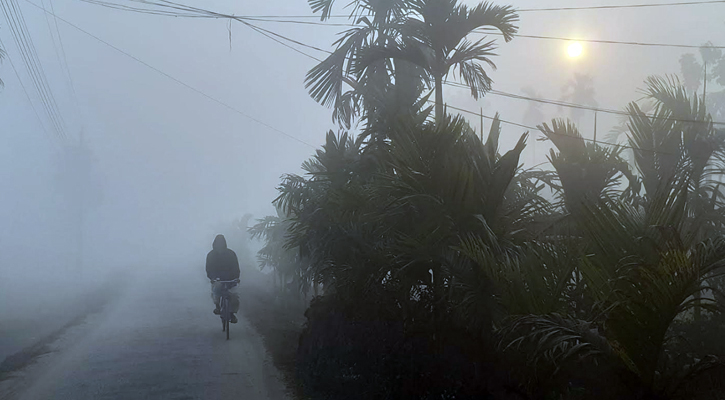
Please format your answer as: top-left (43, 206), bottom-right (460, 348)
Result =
top-left (0, 36), bottom-right (56, 146)
top-left (235, 19), bottom-right (329, 59)
top-left (48, 0), bottom-right (83, 129)
top-left (77, 0), bottom-right (725, 50)
top-left (103, 0), bottom-right (723, 17)
top-left (40, 0), bottom-right (81, 126)
top-left (242, 16), bottom-right (725, 50)
top-left (40, 0), bottom-right (62, 65)
top-left (196, 12), bottom-right (725, 158)
top-left (201, 15), bottom-right (725, 158)
top-left (445, 81), bottom-right (725, 126)
top-left (1, 0), bottom-right (67, 140)
top-left (516, 0), bottom-right (725, 12)
top-left (50, 0), bottom-right (724, 158)
top-left (184, 16), bottom-right (725, 128)
top-left (186, 16), bottom-right (725, 128)
top-left (10, 0), bottom-right (67, 137)
top-left (2, 0), bottom-right (61, 136)
top-left (24, 0), bottom-right (316, 148)
top-left (482, 31), bottom-right (725, 50)
top-left (438, 102), bottom-right (713, 160)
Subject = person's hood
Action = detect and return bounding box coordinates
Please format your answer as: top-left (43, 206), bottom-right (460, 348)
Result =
top-left (212, 234), bottom-right (227, 250)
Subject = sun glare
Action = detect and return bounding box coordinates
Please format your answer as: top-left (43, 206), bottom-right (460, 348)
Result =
top-left (567, 42), bottom-right (583, 58)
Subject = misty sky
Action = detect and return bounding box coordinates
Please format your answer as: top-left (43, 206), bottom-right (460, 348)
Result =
top-left (0, 0), bottom-right (723, 280)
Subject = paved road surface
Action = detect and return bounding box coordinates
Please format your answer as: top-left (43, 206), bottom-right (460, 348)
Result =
top-left (1, 267), bottom-right (289, 400)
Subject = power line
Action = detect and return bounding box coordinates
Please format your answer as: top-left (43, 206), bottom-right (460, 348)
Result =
top-left (128, 0), bottom-right (724, 18)
top-left (75, 0), bottom-right (725, 51)
top-left (38, 0), bottom-right (724, 159)
top-left (11, 0), bottom-right (67, 137)
top-left (216, 15), bottom-right (721, 158)
top-left (445, 81), bottom-right (725, 126)
top-left (2, 0), bottom-right (61, 137)
top-left (218, 14), bottom-right (723, 159)
top-left (40, 0), bottom-right (84, 138)
top-left (244, 16), bottom-right (725, 50)
top-left (0, 35), bottom-right (56, 146)
top-left (517, 0), bottom-right (725, 12)
top-left (48, 0), bottom-right (84, 133)
top-left (172, 14), bottom-right (725, 129)
top-left (77, 0), bottom-right (725, 50)
top-left (441, 101), bottom-right (723, 161)
top-left (24, 0), bottom-right (316, 148)
top-left (211, 16), bottom-right (725, 50)
top-left (480, 31), bottom-right (725, 50)
top-left (191, 7), bottom-right (725, 130)
top-left (235, 19), bottom-right (327, 60)
top-left (147, 4), bottom-right (725, 129)
top-left (232, 22), bottom-right (725, 127)
top-left (442, 102), bottom-right (632, 151)
top-left (1, 0), bottom-right (67, 140)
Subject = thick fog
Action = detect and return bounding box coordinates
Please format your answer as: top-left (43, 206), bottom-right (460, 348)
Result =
top-left (0, 0), bottom-right (723, 345)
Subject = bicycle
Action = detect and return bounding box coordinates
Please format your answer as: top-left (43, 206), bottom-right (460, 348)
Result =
top-left (212, 279), bottom-right (240, 340)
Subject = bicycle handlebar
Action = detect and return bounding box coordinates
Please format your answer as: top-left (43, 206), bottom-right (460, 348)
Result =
top-left (211, 279), bottom-right (240, 283)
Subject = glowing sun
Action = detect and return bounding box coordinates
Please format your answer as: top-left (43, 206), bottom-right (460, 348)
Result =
top-left (567, 42), bottom-right (583, 58)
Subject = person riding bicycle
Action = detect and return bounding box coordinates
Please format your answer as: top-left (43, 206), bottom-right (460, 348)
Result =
top-left (206, 234), bottom-right (240, 323)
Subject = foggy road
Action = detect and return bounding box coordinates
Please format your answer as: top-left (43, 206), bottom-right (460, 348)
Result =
top-left (0, 267), bottom-right (290, 400)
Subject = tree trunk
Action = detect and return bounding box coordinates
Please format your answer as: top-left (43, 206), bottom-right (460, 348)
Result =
top-left (435, 74), bottom-right (444, 123)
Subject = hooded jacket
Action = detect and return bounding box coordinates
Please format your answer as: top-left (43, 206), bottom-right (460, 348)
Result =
top-left (206, 235), bottom-right (240, 281)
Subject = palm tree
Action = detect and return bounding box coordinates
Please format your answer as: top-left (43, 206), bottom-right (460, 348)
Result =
top-left (538, 119), bottom-right (637, 215)
top-left (305, 0), bottom-right (420, 129)
top-left (248, 209), bottom-right (311, 297)
top-left (678, 43), bottom-right (725, 120)
top-left (368, 0), bottom-right (519, 122)
top-left (274, 114), bottom-right (542, 339)
top-left (305, 0), bottom-right (519, 126)
top-left (274, 66), bottom-right (725, 397)
top-left (495, 76), bottom-right (725, 398)
top-left (398, 0), bottom-right (518, 122)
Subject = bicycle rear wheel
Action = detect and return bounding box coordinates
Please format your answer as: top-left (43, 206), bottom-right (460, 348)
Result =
top-left (221, 297), bottom-right (227, 332)
top-left (222, 297), bottom-right (230, 340)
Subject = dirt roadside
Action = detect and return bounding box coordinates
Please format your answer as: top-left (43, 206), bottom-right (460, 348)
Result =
top-left (236, 270), bottom-right (307, 399)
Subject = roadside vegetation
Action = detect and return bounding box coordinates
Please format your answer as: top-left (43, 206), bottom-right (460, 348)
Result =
top-left (249, 0), bottom-right (725, 398)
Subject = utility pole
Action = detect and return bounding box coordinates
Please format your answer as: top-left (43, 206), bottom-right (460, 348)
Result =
top-left (77, 131), bottom-right (85, 274)
top-left (704, 61), bottom-right (708, 102)
top-left (593, 111), bottom-right (598, 144)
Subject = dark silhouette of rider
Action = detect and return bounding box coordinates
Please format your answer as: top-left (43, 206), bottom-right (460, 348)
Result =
top-left (206, 234), bottom-right (240, 323)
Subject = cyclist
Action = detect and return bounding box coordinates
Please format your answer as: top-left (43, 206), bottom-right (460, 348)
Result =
top-left (206, 234), bottom-right (240, 323)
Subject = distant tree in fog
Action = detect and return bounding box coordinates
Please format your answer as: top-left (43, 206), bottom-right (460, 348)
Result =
top-left (521, 86), bottom-right (544, 127)
top-left (560, 73), bottom-right (597, 124)
top-left (679, 42), bottom-right (725, 120)
top-left (54, 136), bottom-right (103, 271)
